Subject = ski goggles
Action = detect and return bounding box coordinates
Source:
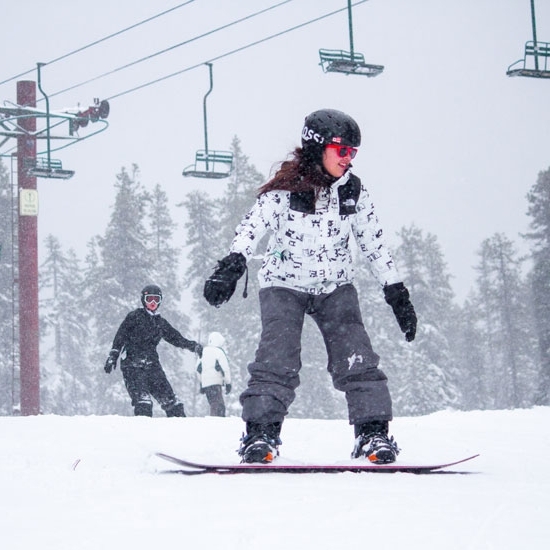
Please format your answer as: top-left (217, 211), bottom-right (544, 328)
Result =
top-left (144, 294), bottom-right (162, 304)
top-left (325, 144), bottom-right (358, 159)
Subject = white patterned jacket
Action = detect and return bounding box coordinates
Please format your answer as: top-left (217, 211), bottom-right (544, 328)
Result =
top-left (229, 170), bottom-right (401, 295)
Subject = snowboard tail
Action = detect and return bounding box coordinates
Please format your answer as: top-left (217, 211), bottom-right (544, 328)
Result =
top-left (155, 452), bottom-right (479, 475)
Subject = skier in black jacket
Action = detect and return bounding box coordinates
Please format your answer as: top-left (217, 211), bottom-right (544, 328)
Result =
top-left (104, 284), bottom-right (202, 417)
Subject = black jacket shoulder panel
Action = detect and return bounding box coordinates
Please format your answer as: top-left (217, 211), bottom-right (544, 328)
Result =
top-left (289, 190), bottom-right (315, 214)
top-left (338, 174), bottom-right (361, 216)
top-left (288, 174), bottom-right (361, 216)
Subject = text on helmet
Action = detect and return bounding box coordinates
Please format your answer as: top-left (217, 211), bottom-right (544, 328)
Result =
top-left (302, 126), bottom-right (325, 144)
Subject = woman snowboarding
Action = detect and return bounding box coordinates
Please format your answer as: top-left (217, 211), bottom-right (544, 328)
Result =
top-left (204, 109), bottom-right (416, 463)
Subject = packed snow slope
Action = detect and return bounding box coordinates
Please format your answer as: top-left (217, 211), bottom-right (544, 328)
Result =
top-left (1, 408), bottom-right (549, 550)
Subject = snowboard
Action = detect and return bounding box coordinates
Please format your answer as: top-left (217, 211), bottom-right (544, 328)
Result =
top-left (155, 452), bottom-right (479, 475)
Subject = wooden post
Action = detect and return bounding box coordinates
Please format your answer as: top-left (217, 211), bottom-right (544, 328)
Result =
top-left (17, 80), bottom-right (40, 415)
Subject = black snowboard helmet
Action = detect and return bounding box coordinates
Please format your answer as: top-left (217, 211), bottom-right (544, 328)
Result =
top-left (301, 109), bottom-right (361, 164)
top-left (141, 284), bottom-right (163, 308)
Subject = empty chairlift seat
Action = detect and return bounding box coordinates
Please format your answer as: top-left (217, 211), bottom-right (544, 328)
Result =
top-left (319, 49), bottom-right (384, 77)
top-left (182, 149), bottom-right (233, 179)
top-left (25, 157), bottom-right (75, 180)
top-left (507, 40), bottom-right (550, 78)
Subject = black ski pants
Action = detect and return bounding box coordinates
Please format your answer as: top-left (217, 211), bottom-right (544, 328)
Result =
top-left (122, 363), bottom-right (185, 417)
top-left (240, 284), bottom-right (392, 426)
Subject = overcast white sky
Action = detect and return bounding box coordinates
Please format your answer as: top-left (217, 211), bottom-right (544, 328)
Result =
top-left (1, 0), bottom-right (549, 302)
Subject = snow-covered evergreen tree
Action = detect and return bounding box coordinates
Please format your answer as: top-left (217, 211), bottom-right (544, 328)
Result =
top-left (39, 235), bottom-right (94, 414)
top-left (192, 137), bottom-right (265, 414)
top-left (471, 233), bottom-right (535, 409)
top-left (452, 294), bottom-right (487, 410)
top-left (182, 190), bottom-right (221, 333)
top-left (390, 225), bottom-right (459, 415)
top-left (147, 183), bottom-right (195, 414)
top-left (0, 160), bottom-right (17, 414)
top-left (83, 165), bottom-right (154, 414)
top-left (89, 164), bottom-right (153, 348)
top-left (181, 190), bottom-right (221, 414)
top-left (524, 166), bottom-right (550, 405)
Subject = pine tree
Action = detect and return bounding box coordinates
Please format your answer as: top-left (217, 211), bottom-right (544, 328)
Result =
top-left (180, 190), bottom-right (221, 414)
top-left (147, 183), bottom-right (195, 414)
top-left (389, 225), bottom-right (459, 415)
top-left (0, 159), bottom-right (17, 414)
top-left (39, 236), bottom-right (93, 414)
top-left (181, 190), bottom-right (221, 335)
top-left (90, 164), bottom-right (153, 346)
top-left (83, 165), bottom-right (153, 415)
top-left (452, 294), bottom-right (487, 410)
top-left (82, 237), bottom-right (127, 414)
top-left (189, 136), bottom-right (265, 414)
top-left (471, 233), bottom-right (534, 409)
top-left (524, 166), bottom-right (550, 405)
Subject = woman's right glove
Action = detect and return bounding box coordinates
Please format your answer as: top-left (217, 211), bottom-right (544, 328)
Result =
top-left (204, 252), bottom-right (247, 307)
top-left (383, 283), bottom-right (417, 342)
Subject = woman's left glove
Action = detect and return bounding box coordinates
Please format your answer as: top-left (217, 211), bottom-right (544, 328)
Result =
top-left (383, 283), bottom-right (417, 342)
top-left (204, 252), bottom-right (247, 306)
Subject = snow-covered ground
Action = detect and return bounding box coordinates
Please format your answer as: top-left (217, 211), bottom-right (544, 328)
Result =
top-left (1, 408), bottom-right (549, 550)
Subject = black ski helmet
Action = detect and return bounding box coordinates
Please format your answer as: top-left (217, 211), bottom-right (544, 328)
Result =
top-left (301, 109), bottom-right (361, 162)
top-left (141, 284), bottom-right (163, 308)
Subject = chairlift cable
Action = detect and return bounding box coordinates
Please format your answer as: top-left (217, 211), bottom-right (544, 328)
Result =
top-left (105, 0), bottom-right (370, 102)
top-left (0, 0), bottom-right (370, 158)
top-left (46, 0), bottom-right (295, 100)
top-left (0, 0), bottom-right (197, 87)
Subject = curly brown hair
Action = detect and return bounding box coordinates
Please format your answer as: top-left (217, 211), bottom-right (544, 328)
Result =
top-left (257, 147), bottom-right (337, 197)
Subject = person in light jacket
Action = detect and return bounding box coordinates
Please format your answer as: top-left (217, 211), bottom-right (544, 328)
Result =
top-left (203, 109), bottom-right (417, 464)
top-left (196, 331), bottom-right (231, 417)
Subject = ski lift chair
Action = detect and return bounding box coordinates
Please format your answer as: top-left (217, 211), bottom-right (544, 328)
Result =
top-left (318, 0), bottom-right (384, 78)
top-left (26, 63), bottom-right (75, 179)
top-left (181, 63), bottom-right (233, 180)
top-left (182, 149), bottom-right (233, 179)
top-left (319, 49), bottom-right (384, 77)
top-left (507, 40), bottom-right (550, 78)
top-left (25, 157), bottom-right (75, 180)
top-left (507, 1), bottom-right (550, 79)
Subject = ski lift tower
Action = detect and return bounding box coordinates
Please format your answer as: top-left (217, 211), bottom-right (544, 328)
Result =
top-left (0, 64), bottom-right (110, 415)
top-left (319, 0), bottom-right (384, 77)
top-left (507, 0), bottom-right (550, 79)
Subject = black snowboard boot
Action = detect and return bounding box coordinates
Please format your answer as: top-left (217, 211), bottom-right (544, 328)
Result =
top-left (238, 422), bottom-right (282, 464)
top-left (351, 421), bottom-right (400, 464)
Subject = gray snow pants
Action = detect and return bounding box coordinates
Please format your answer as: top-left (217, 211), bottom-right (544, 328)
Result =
top-left (240, 284), bottom-right (393, 426)
top-left (203, 385), bottom-right (226, 417)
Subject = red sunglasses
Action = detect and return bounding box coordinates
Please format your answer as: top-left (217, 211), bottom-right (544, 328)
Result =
top-left (326, 144), bottom-right (358, 159)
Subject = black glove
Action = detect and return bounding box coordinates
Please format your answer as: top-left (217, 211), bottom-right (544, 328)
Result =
top-left (225, 383), bottom-right (232, 395)
top-left (194, 343), bottom-right (203, 357)
top-left (204, 252), bottom-right (247, 307)
top-left (104, 349), bottom-right (119, 373)
top-left (383, 283), bottom-right (417, 342)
